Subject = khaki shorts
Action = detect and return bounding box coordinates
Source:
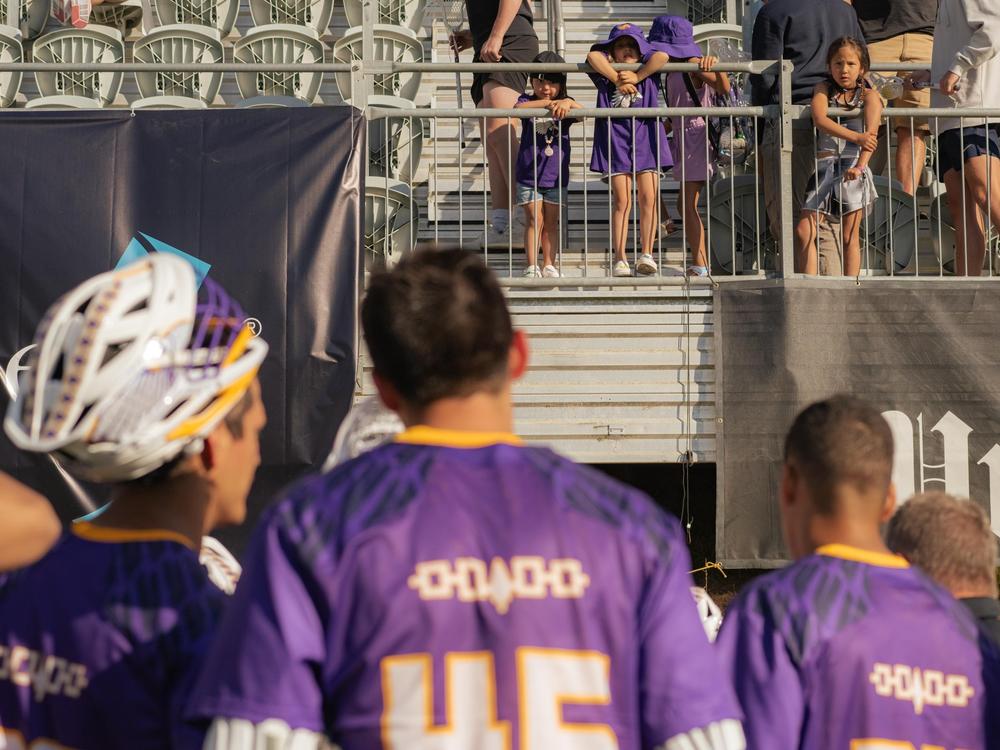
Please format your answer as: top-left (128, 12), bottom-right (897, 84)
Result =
top-left (867, 33), bottom-right (932, 131)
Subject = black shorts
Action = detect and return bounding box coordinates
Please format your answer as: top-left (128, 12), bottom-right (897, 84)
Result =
top-left (937, 123), bottom-right (1000, 180)
top-left (471, 33), bottom-right (539, 105)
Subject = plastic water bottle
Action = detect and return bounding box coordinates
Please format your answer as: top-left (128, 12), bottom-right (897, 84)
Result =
top-left (870, 73), bottom-right (904, 100)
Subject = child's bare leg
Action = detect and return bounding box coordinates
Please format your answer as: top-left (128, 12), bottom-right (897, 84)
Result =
top-left (794, 212), bottom-right (819, 275)
top-left (683, 180), bottom-right (708, 268)
top-left (611, 174), bottom-right (632, 261)
top-left (637, 171), bottom-right (659, 255)
top-left (523, 201), bottom-right (541, 268)
top-left (542, 201), bottom-right (560, 269)
top-left (841, 209), bottom-right (863, 277)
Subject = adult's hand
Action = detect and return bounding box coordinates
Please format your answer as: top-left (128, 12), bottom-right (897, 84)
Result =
top-left (939, 72), bottom-right (960, 96)
top-left (480, 33), bottom-right (503, 62)
top-left (450, 29), bottom-right (473, 53)
top-left (905, 70), bottom-right (931, 90)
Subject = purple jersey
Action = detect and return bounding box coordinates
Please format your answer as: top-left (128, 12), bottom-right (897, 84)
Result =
top-left (0, 523), bottom-right (223, 749)
top-left (514, 94), bottom-right (575, 189)
top-left (187, 427), bottom-right (743, 749)
top-left (589, 55), bottom-right (673, 177)
top-left (717, 545), bottom-right (1000, 750)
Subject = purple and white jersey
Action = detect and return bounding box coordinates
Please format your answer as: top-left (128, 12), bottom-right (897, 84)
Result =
top-left (187, 427), bottom-right (743, 749)
top-left (717, 544), bottom-right (1000, 750)
top-left (0, 523), bottom-right (223, 749)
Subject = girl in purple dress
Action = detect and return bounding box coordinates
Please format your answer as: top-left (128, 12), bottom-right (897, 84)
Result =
top-left (514, 52), bottom-right (583, 278)
top-left (648, 15), bottom-right (730, 277)
top-left (588, 24), bottom-right (673, 277)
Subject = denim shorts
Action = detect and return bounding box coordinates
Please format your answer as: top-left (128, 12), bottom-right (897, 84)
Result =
top-left (516, 183), bottom-right (567, 206)
top-left (937, 124), bottom-right (1000, 180)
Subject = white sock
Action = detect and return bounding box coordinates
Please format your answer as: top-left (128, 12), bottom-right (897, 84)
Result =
top-left (491, 209), bottom-right (509, 233)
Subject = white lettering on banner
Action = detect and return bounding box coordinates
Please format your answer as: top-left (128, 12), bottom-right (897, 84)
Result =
top-left (407, 557), bottom-right (591, 615)
top-left (883, 410), bottom-right (1000, 536)
top-left (0, 645), bottom-right (88, 702)
top-left (868, 662), bottom-right (975, 715)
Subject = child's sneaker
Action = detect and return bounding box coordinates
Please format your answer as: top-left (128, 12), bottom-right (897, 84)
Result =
top-left (523, 265), bottom-right (541, 277)
top-left (542, 264), bottom-right (560, 278)
top-left (636, 254), bottom-right (658, 275)
top-left (686, 265), bottom-right (709, 278)
top-left (612, 260), bottom-right (632, 277)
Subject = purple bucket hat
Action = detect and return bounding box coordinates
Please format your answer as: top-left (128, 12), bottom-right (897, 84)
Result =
top-left (647, 15), bottom-right (703, 59)
top-left (590, 23), bottom-right (653, 59)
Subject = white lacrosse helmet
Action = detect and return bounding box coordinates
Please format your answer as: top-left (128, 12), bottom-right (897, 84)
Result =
top-left (691, 586), bottom-right (724, 642)
top-left (321, 396), bottom-right (404, 472)
top-left (4, 254), bottom-right (268, 483)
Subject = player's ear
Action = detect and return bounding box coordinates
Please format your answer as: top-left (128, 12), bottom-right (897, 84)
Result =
top-left (779, 462), bottom-right (797, 510)
top-left (508, 330), bottom-right (529, 381)
top-left (879, 482), bottom-right (897, 523)
top-left (372, 372), bottom-right (402, 413)
top-left (198, 434), bottom-right (217, 472)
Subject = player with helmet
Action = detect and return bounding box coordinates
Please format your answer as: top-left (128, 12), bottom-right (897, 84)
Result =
top-left (0, 253), bottom-right (268, 749)
top-left (187, 246), bottom-right (745, 750)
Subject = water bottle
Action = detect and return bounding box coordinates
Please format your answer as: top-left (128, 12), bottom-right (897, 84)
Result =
top-left (870, 73), bottom-right (904, 100)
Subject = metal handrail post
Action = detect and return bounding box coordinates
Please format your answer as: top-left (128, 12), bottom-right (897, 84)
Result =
top-left (359, 0), bottom-right (374, 107)
top-left (778, 59), bottom-right (795, 278)
top-left (551, 0), bottom-right (565, 58)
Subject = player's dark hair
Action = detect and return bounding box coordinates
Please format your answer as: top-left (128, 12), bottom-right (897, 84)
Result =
top-left (361, 246), bottom-right (514, 410)
top-left (826, 36), bottom-right (870, 74)
top-left (531, 51), bottom-right (569, 100)
top-left (783, 395), bottom-right (893, 514)
top-left (887, 492), bottom-right (999, 596)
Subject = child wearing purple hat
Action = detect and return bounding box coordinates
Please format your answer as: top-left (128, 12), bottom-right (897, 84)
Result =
top-left (514, 51), bottom-right (583, 278)
top-left (648, 15), bottom-right (730, 277)
top-left (587, 23), bottom-right (673, 277)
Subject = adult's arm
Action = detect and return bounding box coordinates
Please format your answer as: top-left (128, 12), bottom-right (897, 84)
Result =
top-left (949, 0), bottom-right (1000, 76)
top-left (750, 6), bottom-right (783, 106)
top-left (480, 0), bottom-right (525, 62)
top-left (0, 471), bottom-right (60, 570)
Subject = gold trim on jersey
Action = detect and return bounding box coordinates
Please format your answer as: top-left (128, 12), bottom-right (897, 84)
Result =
top-left (72, 522), bottom-right (195, 550)
top-left (816, 544), bottom-right (909, 569)
top-left (395, 425), bottom-right (523, 448)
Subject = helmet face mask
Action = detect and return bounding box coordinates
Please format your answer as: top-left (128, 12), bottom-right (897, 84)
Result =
top-left (4, 254), bottom-right (268, 484)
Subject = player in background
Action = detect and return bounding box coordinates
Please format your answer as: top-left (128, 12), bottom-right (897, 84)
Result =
top-left (717, 395), bottom-right (1000, 749)
top-left (0, 254), bottom-right (268, 749)
top-left (188, 246), bottom-right (745, 750)
top-left (0, 471), bottom-right (61, 570)
top-left (887, 492), bottom-right (1000, 645)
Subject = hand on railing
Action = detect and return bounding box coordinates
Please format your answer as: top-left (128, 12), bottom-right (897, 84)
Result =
top-left (904, 70), bottom-right (931, 91)
top-left (695, 55), bottom-right (719, 72)
top-left (939, 72), bottom-right (960, 96)
top-left (547, 99), bottom-right (574, 120)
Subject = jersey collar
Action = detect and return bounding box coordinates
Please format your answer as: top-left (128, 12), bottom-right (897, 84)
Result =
top-left (395, 425), bottom-right (523, 449)
top-left (72, 521), bottom-right (196, 550)
top-left (816, 543), bottom-right (909, 569)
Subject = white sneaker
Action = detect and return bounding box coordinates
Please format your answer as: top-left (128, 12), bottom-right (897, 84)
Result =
top-left (542, 264), bottom-right (560, 278)
top-left (612, 260), bottom-right (632, 277)
top-left (636, 253), bottom-right (658, 276)
top-left (523, 265), bottom-right (541, 277)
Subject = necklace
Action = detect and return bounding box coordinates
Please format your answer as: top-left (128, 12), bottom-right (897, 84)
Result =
top-left (543, 130), bottom-right (555, 157)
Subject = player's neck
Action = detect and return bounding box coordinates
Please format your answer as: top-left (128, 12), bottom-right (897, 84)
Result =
top-left (94, 474), bottom-right (212, 549)
top-left (409, 391), bottom-right (515, 435)
top-left (805, 515), bottom-right (891, 558)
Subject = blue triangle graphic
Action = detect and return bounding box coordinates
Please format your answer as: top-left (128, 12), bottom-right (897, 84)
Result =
top-left (114, 233), bottom-right (212, 289)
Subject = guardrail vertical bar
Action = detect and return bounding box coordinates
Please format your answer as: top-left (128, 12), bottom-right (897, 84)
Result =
top-left (778, 60), bottom-right (795, 278)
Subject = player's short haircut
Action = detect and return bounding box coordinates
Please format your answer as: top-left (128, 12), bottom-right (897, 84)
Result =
top-left (783, 395), bottom-right (893, 514)
top-left (887, 492), bottom-right (998, 596)
top-left (361, 247), bottom-right (514, 410)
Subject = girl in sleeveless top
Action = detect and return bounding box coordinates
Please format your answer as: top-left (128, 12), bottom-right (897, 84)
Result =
top-left (795, 37), bottom-right (883, 276)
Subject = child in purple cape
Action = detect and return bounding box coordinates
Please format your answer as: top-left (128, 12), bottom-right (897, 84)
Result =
top-left (514, 51), bottom-right (583, 278)
top-left (649, 15), bottom-right (730, 277)
top-left (587, 23), bottom-right (673, 277)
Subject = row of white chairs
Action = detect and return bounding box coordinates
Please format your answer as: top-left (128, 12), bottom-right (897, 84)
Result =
top-left (0, 22), bottom-right (424, 106)
top-left (5, 0), bottom-right (426, 37)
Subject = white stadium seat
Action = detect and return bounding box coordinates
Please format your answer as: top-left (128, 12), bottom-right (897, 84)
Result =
top-left (248, 0), bottom-right (332, 36)
top-left (860, 175), bottom-right (916, 274)
top-left (4, 0), bottom-right (47, 39)
top-left (343, 0), bottom-right (425, 34)
top-left (333, 24), bottom-right (422, 103)
top-left (89, 0), bottom-right (143, 36)
top-left (0, 24), bottom-right (22, 107)
top-left (368, 95), bottom-right (426, 184)
top-left (154, 0), bottom-right (238, 38)
top-left (133, 25), bottom-right (223, 107)
top-left (32, 26), bottom-right (124, 107)
top-left (366, 176), bottom-right (416, 265)
top-left (709, 175), bottom-right (771, 274)
top-left (234, 24), bottom-right (324, 104)
top-left (692, 23), bottom-right (744, 57)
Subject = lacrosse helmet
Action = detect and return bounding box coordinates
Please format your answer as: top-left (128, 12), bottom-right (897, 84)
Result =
top-left (4, 254), bottom-right (268, 483)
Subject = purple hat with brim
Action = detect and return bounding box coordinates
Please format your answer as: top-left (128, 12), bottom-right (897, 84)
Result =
top-left (590, 23), bottom-right (653, 59)
top-left (647, 15), bottom-right (703, 59)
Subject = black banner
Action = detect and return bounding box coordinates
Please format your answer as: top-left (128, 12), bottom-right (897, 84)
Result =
top-left (0, 109), bottom-right (364, 554)
top-left (716, 280), bottom-right (1000, 567)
